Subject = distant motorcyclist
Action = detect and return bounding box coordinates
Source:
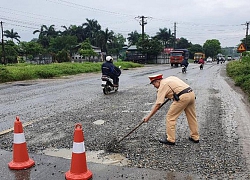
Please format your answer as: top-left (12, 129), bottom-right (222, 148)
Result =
top-left (101, 56), bottom-right (121, 87)
top-left (198, 58), bottom-right (205, 64)
top-left (198, 58), bottom-right (205, 70)
top-left (181, 59), bottom-right (189, 69)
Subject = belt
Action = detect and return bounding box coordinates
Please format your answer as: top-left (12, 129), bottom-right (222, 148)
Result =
top-left (177, 87), bottom-right (193, 97)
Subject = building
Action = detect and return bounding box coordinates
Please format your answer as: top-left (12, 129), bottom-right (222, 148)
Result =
top-left (71, 45), bottom-right (103, 62)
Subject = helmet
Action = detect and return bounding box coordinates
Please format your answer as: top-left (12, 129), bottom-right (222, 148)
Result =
top-left (106, 56), bottom-right (113, 62)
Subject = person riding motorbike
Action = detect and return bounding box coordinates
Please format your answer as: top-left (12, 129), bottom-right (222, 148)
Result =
top-left (181, 59), bottom-right (189, 71)
top-left (101, 56), bottom-right (121, 87)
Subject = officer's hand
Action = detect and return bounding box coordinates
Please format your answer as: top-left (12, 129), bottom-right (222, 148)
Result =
top-left (143, 116), bottom-right (150, 123)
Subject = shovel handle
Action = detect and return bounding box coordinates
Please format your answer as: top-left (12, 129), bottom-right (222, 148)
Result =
top-left (117, 98), bottom-right (170, 143)
top-left (117, 120), bottom-right (144, 143)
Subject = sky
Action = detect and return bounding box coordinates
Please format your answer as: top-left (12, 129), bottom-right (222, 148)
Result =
top-left (1, 0), bottom-right (249, 47)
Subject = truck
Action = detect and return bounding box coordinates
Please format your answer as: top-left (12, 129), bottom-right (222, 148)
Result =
top-left (194, 52), bottom-right (205, 63)
top-left (170, 49), bottom-right (189, 67)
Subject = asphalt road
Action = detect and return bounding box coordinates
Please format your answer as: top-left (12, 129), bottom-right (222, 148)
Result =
top-left (1, 61), bottom-right (250, 179)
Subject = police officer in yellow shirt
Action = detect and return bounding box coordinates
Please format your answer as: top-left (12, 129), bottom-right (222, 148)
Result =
top-left (143, 74), bottom-right (199, 145)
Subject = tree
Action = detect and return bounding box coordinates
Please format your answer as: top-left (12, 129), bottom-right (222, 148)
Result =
top-left (154, 28), bottom-right (172, 47)
top-left (108, 33), bottom-right (126, 59)
top-left (49, 35), bottom-right (78, 62)
top-left (78, 39), bottom-right (97, 61)
top-left (0, 40), bottom-right (19, 63)
top-left (61, 25), bottom-right (86, 43)
top-left (188, 44), bottom-right (203, 59)
top-left (49, 35), bottom-right (78, 54)
top-left (137, 38), bottom-right (164, 62)
top-left (18, 41), bottom-right (44, 60)
top-left (96, 28), bottom-right (114, 53)
top-left (83, 19), bottom-right (101, 46)
top-left (4, 29), bottom-right (21, 43)
top-left (33, 25), bottom-right (58, 48)
top-left (176, 37), bottom-right (191, 49)
top-left (127, 31), bottom-right (140, 46)
top-left (203, 39), bottom-right (221, 58)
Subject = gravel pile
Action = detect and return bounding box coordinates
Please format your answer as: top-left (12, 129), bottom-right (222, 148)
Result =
top-left (1, 76), bottom-right (250, 179)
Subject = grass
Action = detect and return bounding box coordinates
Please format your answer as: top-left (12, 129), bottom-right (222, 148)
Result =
top-left (0, 61), bottom-right (144, 83)
top-left (226, 56), bottom-right (250, 101)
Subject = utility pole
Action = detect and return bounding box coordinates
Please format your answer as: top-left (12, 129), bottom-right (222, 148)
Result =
top-left (242, 21), bottom-right (249, 51)
top-left (245, 21), bottom-right (249, 51)
top-left (173, 22), bottom-right (176, 49)
top-left (136, 16), bottom-right (148, 41)
top-left (1, 21), bottom-right (6, 65)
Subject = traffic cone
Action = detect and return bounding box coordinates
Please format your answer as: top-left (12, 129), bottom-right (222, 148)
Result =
top-left (8, 116), bottom-right (35, 170)
top-left (65, 123), bottom-right (92, 180)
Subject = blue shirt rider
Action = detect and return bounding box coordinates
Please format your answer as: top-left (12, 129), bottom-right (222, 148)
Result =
top-left (181, 59), bottom-right (189, 68)
top-left (101, 56), bottom-right (121, 86)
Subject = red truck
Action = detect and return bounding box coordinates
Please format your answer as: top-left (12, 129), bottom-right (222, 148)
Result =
top-left (170, 49), bottom-right (189, 67)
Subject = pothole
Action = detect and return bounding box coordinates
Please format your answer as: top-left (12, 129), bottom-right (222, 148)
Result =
top-left (43, 148), bottom-right (130, 166)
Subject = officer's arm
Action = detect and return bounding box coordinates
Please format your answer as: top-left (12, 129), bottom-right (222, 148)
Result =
top-left (144, 103), bottom-right (161, 122)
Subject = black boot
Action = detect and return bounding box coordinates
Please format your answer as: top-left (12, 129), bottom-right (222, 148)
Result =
top-left (158, 136), bottom-right (175, 145)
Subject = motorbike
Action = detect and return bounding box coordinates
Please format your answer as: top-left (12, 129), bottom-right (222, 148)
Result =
top-left (101, 66), bottom-right (121, 95)
top-left (101, 75), bottom-right (118, 94)
top-left (200, 64), bottom-right (204, 70)
top-left (182, 65), bottom-right (187, 73)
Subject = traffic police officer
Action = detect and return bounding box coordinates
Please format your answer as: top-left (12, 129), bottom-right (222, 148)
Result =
top-left (143, 74), bottom-right (199, 145)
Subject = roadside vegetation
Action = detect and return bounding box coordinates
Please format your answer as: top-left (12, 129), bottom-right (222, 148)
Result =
top-left (226, 55), bottom-right (250, 101)
top-left (0, 61), bottom-right (143, 83)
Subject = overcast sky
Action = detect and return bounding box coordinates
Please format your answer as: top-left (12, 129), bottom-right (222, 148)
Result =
top-left (1, 0), bottom-right (249, 47)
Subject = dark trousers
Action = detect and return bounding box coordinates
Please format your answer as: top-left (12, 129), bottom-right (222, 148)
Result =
top-left (110, 75), bottom-right (119, 85)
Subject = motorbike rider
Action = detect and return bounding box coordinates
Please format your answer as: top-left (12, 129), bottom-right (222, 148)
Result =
top-left (181, 59), bottom-right (189, 69)
top-left (101, 56), bottom-right (121, 87)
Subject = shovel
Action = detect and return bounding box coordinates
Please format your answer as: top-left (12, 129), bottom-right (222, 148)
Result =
top-left (117, 98), bottom-right (170, 143)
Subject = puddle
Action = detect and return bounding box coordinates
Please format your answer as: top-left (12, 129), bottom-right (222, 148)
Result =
top-left (93, 120), bottom-right (105, 125)
top-left (43, 148), bottom-right (129, 166)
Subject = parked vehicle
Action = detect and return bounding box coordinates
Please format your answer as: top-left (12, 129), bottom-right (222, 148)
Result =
top-left (170, 49), bottom-right (189, 67)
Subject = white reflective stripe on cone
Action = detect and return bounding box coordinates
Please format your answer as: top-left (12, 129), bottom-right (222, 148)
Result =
top-left (72, 142), bottom-right (85, 153)
top-left (13, 133), bottom-right (26, 144)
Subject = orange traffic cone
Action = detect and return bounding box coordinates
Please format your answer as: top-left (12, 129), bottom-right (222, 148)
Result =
top-left (65, 123), bottom-right (92, 180)
top-left (8, 116), bottom-right (35, 170)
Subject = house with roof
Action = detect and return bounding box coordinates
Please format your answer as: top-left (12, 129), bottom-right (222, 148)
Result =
top-left (71, 45), bottom-right (103, 62)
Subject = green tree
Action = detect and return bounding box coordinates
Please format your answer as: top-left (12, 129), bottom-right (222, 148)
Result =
top-left (83, 19), bottom-right (101, 46)
top-left (154, 28), bottom-right (172, 47)
top-left (33, 25), bottom-right (58, 48)
top-left (4, 29), bottom-right (21, 43)
top-left (176, 37), bottom-right (191, 49)
top-left (137, 38), bottom-right (164, 62)
top-left (127, 31), bottom-right (140, 46)
top-left (188, 44), bottom-right (203, 59)
top-left (97, 28), bottom-right (115, 54)
top-left (61, 25), bottom-right (86, 43)
top-left (18, 41), bottom-right (44, 60)
top-left (0, 40), bottom-right (19, 63)
top-left (78, 39), bottom-right (97, 61)
top-left (49, 35), bottom-right (78, 54)
top-left (203, 39), bottom-right (221, 58)
top-left (108, 33), bottom-right (126, 59)
top-left (49, 35), bottom-right (78, 62)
